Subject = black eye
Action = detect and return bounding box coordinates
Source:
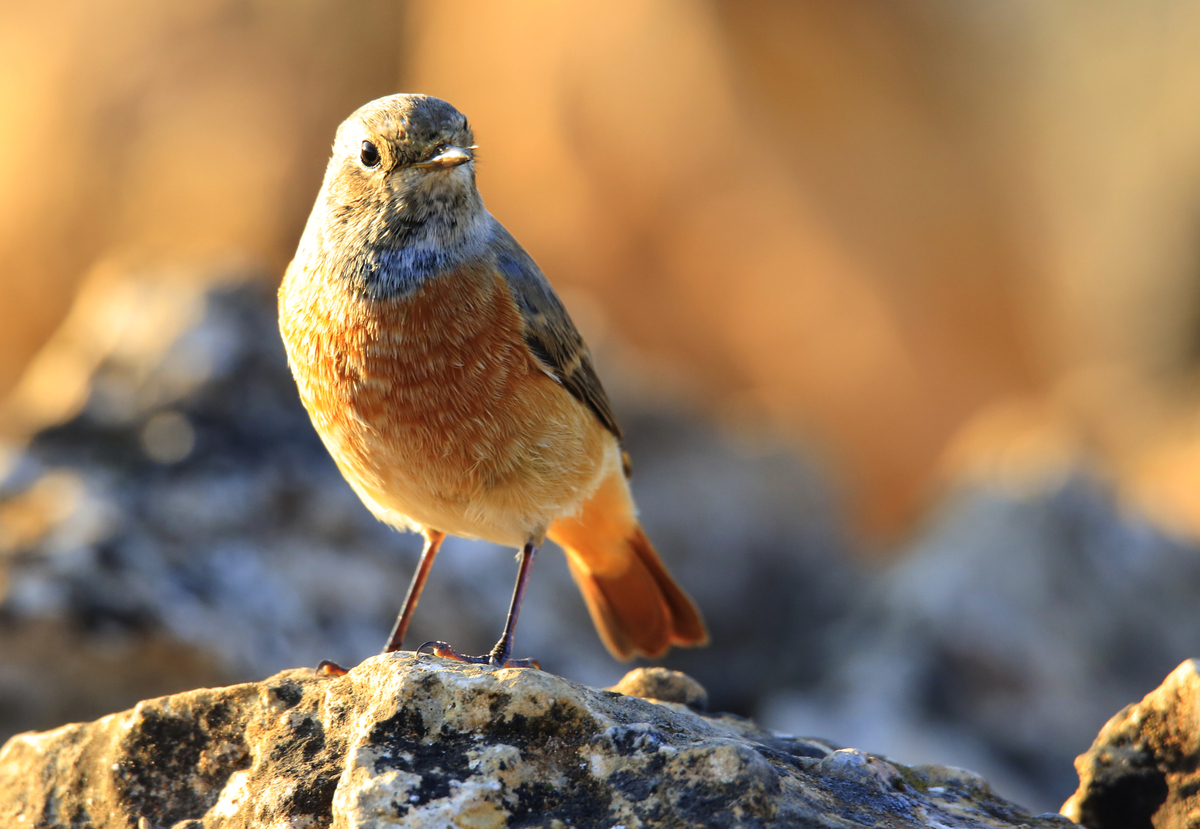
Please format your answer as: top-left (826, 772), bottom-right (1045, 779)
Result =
top-left (360, 140), bottom-right (380, 168)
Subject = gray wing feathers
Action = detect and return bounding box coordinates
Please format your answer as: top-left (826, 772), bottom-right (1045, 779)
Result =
top-left (489, 221), bottom-right (623, 443)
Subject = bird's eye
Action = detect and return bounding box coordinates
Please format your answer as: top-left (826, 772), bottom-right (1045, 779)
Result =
top-left (360, 140), bottom-right (381, 168)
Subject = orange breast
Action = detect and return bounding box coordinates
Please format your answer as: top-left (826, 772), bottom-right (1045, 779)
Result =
top-left (278, 260), bottom-right (613, 546)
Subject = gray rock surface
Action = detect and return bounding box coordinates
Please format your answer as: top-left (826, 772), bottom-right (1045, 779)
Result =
top-left (0, 656), bottom-right (1076, 828)
top-left (763, 481), bottom-right (1200, 810)
top-left (1062, 658), bottom-right (1200, 829)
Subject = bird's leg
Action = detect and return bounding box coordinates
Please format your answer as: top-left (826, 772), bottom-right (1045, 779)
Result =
top-left (420, 540), bottom-right (541, 669)
top-left (384, 529), bottom-right (446, 653)
top-left (488, 540), bottom-right (538, 666)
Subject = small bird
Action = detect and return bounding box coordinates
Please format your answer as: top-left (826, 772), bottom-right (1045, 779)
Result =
top-left (278, 93), bottom-right (707, 667)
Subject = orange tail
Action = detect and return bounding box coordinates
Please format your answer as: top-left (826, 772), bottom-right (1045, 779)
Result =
top-left (548, 467), bottom-right (708, 660)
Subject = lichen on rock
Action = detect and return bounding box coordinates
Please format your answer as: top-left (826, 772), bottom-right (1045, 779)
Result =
top-left (0, 655), bottom-right (1075, 828)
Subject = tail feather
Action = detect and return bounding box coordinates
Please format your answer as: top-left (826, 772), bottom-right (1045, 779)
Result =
top-left (562, 550), bottom-right (665, 659)
top-left (549, 467), bottom-right (708, 660)
top-left (627, 525), bottom-right (708, 647)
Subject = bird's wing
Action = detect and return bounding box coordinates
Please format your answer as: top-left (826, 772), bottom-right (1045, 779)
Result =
top-left (491, 223), bottom-right (623, 443)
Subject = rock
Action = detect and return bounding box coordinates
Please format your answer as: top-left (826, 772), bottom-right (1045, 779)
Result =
top-left (607, 666), bottom-right (708, 710)
top-left (0, 656), bottom-right (1075, 828)
top-left (1062, 658), bottom-right (1200, 829)
top-left (764, 480), bottom-right (1200, 812)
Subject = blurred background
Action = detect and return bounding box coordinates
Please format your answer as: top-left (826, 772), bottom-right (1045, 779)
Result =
top-left (3, 0), bottom-right (1200, 814)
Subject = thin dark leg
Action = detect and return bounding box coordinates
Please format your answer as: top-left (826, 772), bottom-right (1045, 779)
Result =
top-left (418, 540), bottom-right (541, 669)
top-left (487, 541), bottom-right (538, 666)
top-left (384, 530), bottom-right (445, 653)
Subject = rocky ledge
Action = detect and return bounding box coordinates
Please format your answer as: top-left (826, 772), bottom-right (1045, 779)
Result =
top-left (1063, 658), bottom-right (1200, 829)
top-left (0, 656), bottom-right (1072, 828)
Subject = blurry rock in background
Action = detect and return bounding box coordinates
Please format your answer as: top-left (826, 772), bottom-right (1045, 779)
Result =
top-left (764, 477), bottom-right (1200, 808)
top-left (5, 0), bottom-right (1200, 818)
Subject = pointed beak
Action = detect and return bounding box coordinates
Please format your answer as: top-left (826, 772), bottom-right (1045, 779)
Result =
top-left (414, 145), bottom-right (473, 170)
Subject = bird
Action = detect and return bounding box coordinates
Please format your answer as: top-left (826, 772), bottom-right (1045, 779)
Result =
top-left (278, 93), bottom-right (707, 668)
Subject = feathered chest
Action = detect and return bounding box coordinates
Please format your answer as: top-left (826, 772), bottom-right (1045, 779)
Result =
top-left (278, 260), bottom-right (538, 445)
top-left (279, 250), bottom-right (611, 543)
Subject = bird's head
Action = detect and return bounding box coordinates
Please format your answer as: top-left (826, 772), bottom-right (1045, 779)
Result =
top-left (315, 94), bottom-right (482, 252)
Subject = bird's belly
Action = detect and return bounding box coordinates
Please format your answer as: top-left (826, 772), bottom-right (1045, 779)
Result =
top-left (280, 265), bottom-right (612, 546)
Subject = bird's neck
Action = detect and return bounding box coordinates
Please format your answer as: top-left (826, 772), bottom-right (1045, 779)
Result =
top-left (359, 206), bottom-right (492, 300)
top-left (299, 182), bottom-right (493, 301)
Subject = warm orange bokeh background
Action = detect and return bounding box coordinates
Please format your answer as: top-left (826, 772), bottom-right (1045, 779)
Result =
top-left (6, 1), bottom-right (1200, 542)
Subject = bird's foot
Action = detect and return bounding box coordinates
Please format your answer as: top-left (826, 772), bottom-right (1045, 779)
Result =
top-left (316, 660), bottom-right (350, 677)
top-left (418, 640), bottom-right (540, 670)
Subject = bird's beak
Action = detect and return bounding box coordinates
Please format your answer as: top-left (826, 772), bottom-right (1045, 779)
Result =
top-left (414, 146), bottom-right (473, 170)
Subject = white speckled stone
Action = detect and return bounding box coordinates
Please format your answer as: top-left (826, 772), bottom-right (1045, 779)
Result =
top-left (0, 653), bottom-right (1077, 828)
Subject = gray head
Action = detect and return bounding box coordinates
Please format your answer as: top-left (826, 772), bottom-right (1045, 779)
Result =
top-left (297, 94), bottom-right (490, 297)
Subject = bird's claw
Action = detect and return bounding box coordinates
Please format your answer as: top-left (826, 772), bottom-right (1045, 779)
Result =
top-left (417, 640), bottom-right (540, 670)
top-left (316, 659), bottom-right (350, 677)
